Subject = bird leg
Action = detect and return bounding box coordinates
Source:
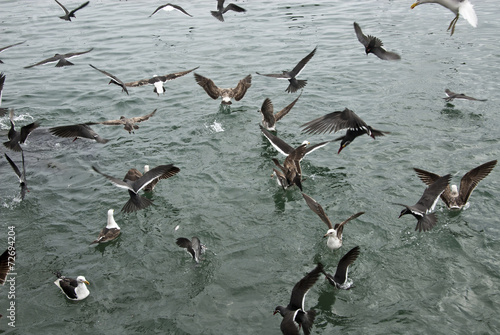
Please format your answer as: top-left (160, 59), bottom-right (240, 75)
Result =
top-left (447, 14), bottom-right (459, 36)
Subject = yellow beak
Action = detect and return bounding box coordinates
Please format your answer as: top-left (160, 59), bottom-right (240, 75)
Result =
top-left (84, 280), bottom-right (90, 285)
top-left (411, 2), bottom-right (419, 9)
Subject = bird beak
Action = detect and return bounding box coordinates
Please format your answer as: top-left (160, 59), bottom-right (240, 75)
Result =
top-left (337, 145), bottom-right (345, 154)
top-left (273, 310), bottom-right (279, 315)
top-left (410, 2), bottom-right (420, 9)
top-left (323, 233), bottom-right (328, 238)
top-left (398, 213), bottom-right (403, 219)
top-left (84, 280), bottom-right (90, 285)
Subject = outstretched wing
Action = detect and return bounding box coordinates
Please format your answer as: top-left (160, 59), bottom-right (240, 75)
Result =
top-left (194, 73), bottom-right (221, 100)
top-left (232, 74), bottom-right (252, 101)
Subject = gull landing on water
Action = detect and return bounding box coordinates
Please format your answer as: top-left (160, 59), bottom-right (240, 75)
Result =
top-left (411, 0), bottom-right (477, 36)
top-left (91, 209), bottom-right (121, 244)
top-left (321, 246), bottom-right (360, 290)
top-left (5, 152), bottom-right (28, 200)
top-left (258, 92), bottom-right (301, 131)
top-left (176, 237), bottom-right (206, 263)
top-left (194, 73), bottom-right (252, 105)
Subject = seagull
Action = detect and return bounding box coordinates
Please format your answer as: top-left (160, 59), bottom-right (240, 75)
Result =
top-left (258, 92), bottom-right (301, 131)
top-left (257, 47), bottom-right (317, 93)
top-left (92, 164), bottom-right (180, 213)
top-left (353, 22), bottom-right (401, 61)
top-left (3, 110), bottom-right (40, 152)
top-left (149, 3), bottom-right (192, 17)
top-left (91, 209), bottom-right (121, 244)
top-left (53, 272), bottom-right (90, 300)
top-left (24, 48), bottom-right (93, 68)
top-left (89, 64), bottom-right (129, 95)
top-left (55, 0), bottom-right (89, 21)
top-left (123, 164), bottom-right (178, 192)
top-left (302, 193), bottom-right (364, 250)
top-left (125, 66), bottom-right (199, 96)
top-left (0, 247), bottom-right (15, 285)
top-left (260, 125), bottom-right (329, 158)
top-left (176, 237), bottom-right (206, 263)
top-left (443, 88), bottom-right (486, 102)
top-left (414, 160), bottom-right (497, 210)
top-left (49, 124), bottom-right (109, 143)
top-left (301, 108), bottom-right (389, 154)
top-left (211, 0), bottom-right (246, 22)
top-left (274, 263), bottom-right (323, 335)
top-left (394, 174), bottom-right (451, 232)
top-left (411, 0), bottom-right (477, 36)
top-left (0, 73), bottom-right (7, 116)
top-left (0, 41), bottom-right (25, 63)
top-left (5, 152), bottom-right (28, 200)
top-left (86, 109), bottom-right (157, 134)
top-left (194, 73), bottom-right (251, 105)
top-left (321, 246), bottom-right (360, 290)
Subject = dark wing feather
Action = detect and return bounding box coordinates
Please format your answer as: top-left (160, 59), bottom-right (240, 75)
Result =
top-left (334, 212), bottom-right (364, 238)
top-left (275, 92), bottom-right (301, 122)
top-left (194, 73), bottom-right (221, 100)
top-left (301, 108), bottom-right (367, 135)
top-left (69, 1), bottom-right (90, 16)
top-left (5, 153), bottom-right (22, 179)
top-left (256, 72), bottom-right (289, 79)
top-left (129, 109), bottom-right (157, 123)
top-left (20, 121), bottom-right (40, 143)
top-left (0, 41), bottom-right (25, 54)
top-left (55, 0), bottom-right (70, 15)
top-left (223, 3), bottom-right (246, 13)
top-left (232, 74), bottom-right (252, 101)
top-left (0, 248), bottom-right (13, 285)
top-left (371, 46), bottom-right (401, 61)
top-left (459, 160), bottom-right (497, 204)
top-left (288, 263), bottom-right (323, 311)
top-left (259, 125), bottom-right (294, 155)
top-left (416, 174), bottom-right (451, 210)
top-left (259, 98), bottom-right (274, 124)
top-left (133, 164), bottom-right (179, 193)
top-left (289, 47), bottom-right (317, 78)
top-left (353, 22), bottom-right (369, 46)
top-left (157, 66), bottom-right (199, 82)
top-left (333, 246), bottom-right (360, 285)
top-left (301, 193), bottom-right (333, 229)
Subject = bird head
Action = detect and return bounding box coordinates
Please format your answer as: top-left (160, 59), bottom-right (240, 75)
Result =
top-left (77, 276), bottom-right (90, 285)
top-left (323, 229), bottom-right (335, 238)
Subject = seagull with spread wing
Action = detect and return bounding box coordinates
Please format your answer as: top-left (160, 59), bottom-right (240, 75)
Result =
top-left (194, 73), bottom-right (251, 105)
top-left (125, 66), bottom-right (198, 96)
top-left (353, 22), bottom-right (400, 61)
top-left (86, 109), bottom-right (157, 134)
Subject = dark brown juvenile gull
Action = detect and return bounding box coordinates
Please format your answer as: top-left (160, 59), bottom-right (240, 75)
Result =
top-left (353, 22), bottom-right (400, 61)
top-left (258, 92), bottom-right (301, 131)
top-left (274, 263), bottom-right (323, 335)
top-left (302, 193), bottom-right (364, 251)
top-left (53, 272), bottom-right (90, 300)
top-left (0, 41), bottom-right (25, 63)
top-left (194, 73), bottom-right (251, 105)
top-left (24, 48), bottom-right (93, 68)
top-left (125, 66), bottom-right (198, 96)
top-left (321, 246), bottom-right (360, 290)
top-left (55, 0), bottom-right (89, 21)
top-left (3, 110), bottom-right (40, 152)
top-left (414, 160), bottom-right (497, 210)
top-left (49, 124), bottom-right (109, 143)
top-left (257, 47), bottom-right (317, 93)
top-left (301, 107), bottom-right (388, 154)
top-left (0, 246), bottom-right (15, 285)
top-left (89, 64), bottom-right (129, 95)
top-left (211, 0), bottom-right (246, 22)
top-left (411, 0), bottom-right (477, 36)
top-left (5, 152), bottom-right (28, 200)
top-left (149, 3), bottom-right (192, 17)
top-left (86, 109), bottom-right (157, 134)
top-left (443, 88), bottom-right (486, 102)
top-left (393, 174), bottom-right (451, 232)
top-left (92, 164), bottom-right (180, 213)
top-left (91, 209), bottom-right (121, 244)
top-left (176, 237), bottom-right (206, 263)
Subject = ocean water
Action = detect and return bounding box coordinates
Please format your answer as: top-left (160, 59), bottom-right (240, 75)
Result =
top-left (1, 0), bottom-right (499, 334)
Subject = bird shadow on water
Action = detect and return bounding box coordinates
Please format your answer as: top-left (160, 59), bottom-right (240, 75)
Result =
top-left (440, 104), bottom-right (464, 118)
top-left (272, 188), bottom-right (298, 213)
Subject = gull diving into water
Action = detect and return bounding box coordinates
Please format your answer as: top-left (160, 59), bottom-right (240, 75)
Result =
top-left (5, 152), bottom-right (28, 200)
top-left (3, 110), bottom-right (40, 152)
top-left (321, 246), bottom-right (360, 290)
top-left (411, 0), bottom-right (477, 36)
top-left (176, 237), bottom-right (206, 263)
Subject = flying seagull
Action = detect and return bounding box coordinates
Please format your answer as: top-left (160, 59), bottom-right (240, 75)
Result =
top-left (176, 237), bottom-right (206, 263)
top-left (194, 73), bottom-right (251, 105)
top-left (55, 0), bottom-right (89, 21)
top-left (0, 41), bottom-right (25, 63)
top-left (89, 64), bottom-right (129, 95)
top-left (414, 160), bottom-right (497, 210)
top-left (91, 209), bottom-right (121, 244)
top-left (411, 0), bottom-right (477, 36)
top-left (86, 109), bottom-right (157, 134)
top-left (3, 110), bottom-right (40, 152)
top-left (5, 152), bottom-right (28, 200)
top-left (257, 47), bottom-right (317, 93)
top-left (274, 263), bottom-right (323, 335)
top-left (260, 125), bottom-right (329, 158)
top-left (53, 272), bottom-right (90, 300)
top-left (302, 193), bottom-right (364, 250)
top-left (24, 48), bottom-right (93, 68)
top-left (0, 247), bottom-right (15, 285)
top-left (122, 164), bottom-right (178, 193)
top-left (443, 88), bottom-right (486, 102)
top-left (211, 0), bottom-right (246, 22)
top-left (394, 174), bottom-right (451, 232)
top-left (353, 22), bottom-right (400, 61)
top-left (125, 66), bottom-right (199, 96)
top-left (149, 3), bottom-right (192, 17)
top-left (321, 246), bottom-right (360, 290)
top-left (92, 164), bottom-right (180, 213)
top-left (258, 92), bottom-right (301, 131)
top-left (301, 107), bottom-right (388, 154)
top-left (49, 124), bottom-right (109, 143)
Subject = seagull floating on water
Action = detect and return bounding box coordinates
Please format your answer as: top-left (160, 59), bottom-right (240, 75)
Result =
top-left (55, 0), bottom-right (89, 21)
top-left (91, 209), bottom-right (121, 244)
top-left (24, 48), bottom-right (93, 68)
top-left (53, 272), bottom-right (90, 300)
top-left (149, 3), bottom-right (192, 17)
top-left (394, 174), bottom-right (451, 232)
top-left (194, 73), bottom-right (251, 105)
top-left (89, 64), bottom-right (129, 95)
top-left (302, 193), bottom-right (364, 250)
top-left (414, 160), bottom-right (497, 210)
top-left (3, 110), bottom-right (40, 152)
top-left (274, 263), bottom-right (323, 335)
top-left (321, 246), bottom-right (360, 290)
top-left (411, 0), bottom-right (477, 36)
top-left (0, 247), bottom-right (15, 285)
top-left (5, 152), bottom-right (28, 200)
top-left (257, 47), bottom-right (317, 93)
top-left (49, 124), bottom-right (109, 143)
top-left (176, 237), bottom-right (206, 263)
top-left (353, 22), bottom-right (400, 61)
top-left (443, 88), bottom-right (486, 102)
top-left (258, 92), bottom-right (301, 131)
top-left (301, 108), bottom-right (388, 154)
top-left (211, 0), bottom-right (246, 22)
top-left (125, 67), bottom-right (199, 96)
top-left (86, 109), bottom-right (157, 134)
top-left (0, 41), bottom-right (25, 64)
